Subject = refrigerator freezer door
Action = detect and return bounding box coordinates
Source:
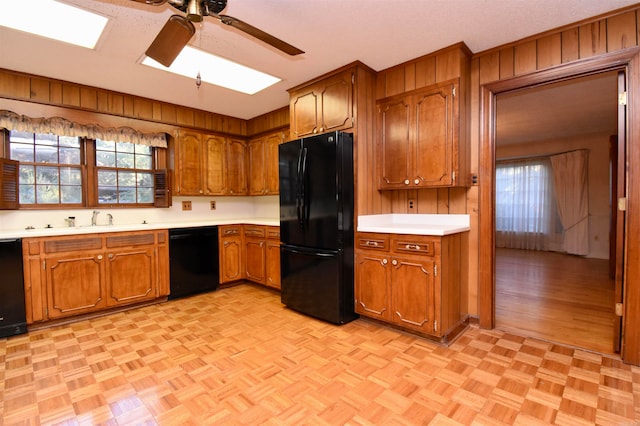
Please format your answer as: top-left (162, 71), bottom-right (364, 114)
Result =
top-left (279, 132), bottom-right (353, 250)
top-left (280, 245), bottom-right (357, 324)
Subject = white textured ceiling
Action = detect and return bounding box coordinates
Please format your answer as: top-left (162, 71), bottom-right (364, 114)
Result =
top-left (0, 0), bottom-right (637, 120)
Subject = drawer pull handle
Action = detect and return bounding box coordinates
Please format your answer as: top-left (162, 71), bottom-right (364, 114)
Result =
top-left (224, 230), bottom-right (237, 235)
top-left (365, 241), bottom-right (379, 247)
top-left (405, 244), bottom-right (421, 250)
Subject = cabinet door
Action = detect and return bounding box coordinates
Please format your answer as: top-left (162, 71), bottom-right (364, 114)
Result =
top-left (204, 134), bottom-right (227, 195)
top-left (106, 247), bottom-right (155, 307)
top-left (377, 97), bottom-right (411, 189)
top-left (355, 251), bottom-right (391, 321)
top-left (245, 238), bottom-right (266, 284)
top-left (414, 83), bottom-right (456, 186)
top-left (390, 256), bottom-right (436, 334)
top-left (226, 138), bottom-right (248, 195)
top-left (320, 71), bottom-right (353, 133)
top-left (264, 132), bottom-right (282, 194)
top-left (266, 239), bottom-right (281, 290)
top-left (290, 89), bottom-right (319, 137)
top-left (46, 253), bottom-right (107, 319)
top-left (220, 236), bottom-right (243, 283)
top-left (176, 131), bottom-right (203, 195)
top-left (248, 138), bottom-right (266, 195)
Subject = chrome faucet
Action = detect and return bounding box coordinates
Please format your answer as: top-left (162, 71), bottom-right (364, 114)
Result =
top-left (91, 210), bottom-right (100, 226)
top-left (107, 213), bottom-right (113, 226)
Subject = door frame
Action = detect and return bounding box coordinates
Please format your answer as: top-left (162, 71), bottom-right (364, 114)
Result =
top-left (478, 47), bottom-right (640, 364)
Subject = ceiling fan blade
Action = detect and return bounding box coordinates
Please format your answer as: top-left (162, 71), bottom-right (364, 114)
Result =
top-left (145, 15), bottom-right (196, 67)
top-left (217, 14), bottom-right (304, 56)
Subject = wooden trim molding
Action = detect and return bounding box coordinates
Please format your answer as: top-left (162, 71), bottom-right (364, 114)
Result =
top-left (479, 47), bottom-right (640, 365)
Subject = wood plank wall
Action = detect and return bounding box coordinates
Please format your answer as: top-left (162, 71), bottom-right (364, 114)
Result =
top-left (471, 5), bottom-right (640, 364)
top-left (0, 68), bottom-right (291, 138)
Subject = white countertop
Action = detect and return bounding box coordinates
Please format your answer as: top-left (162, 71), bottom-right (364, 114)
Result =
top-left (0, 217), bottom-right (280, 239)
top-left (357, 214), bottom-right (470, 236)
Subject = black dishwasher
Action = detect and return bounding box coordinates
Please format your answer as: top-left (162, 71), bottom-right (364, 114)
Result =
top-left (0, 238), bottom-right (27, 338)
top-left (168, 226), bottom-right (219, 300)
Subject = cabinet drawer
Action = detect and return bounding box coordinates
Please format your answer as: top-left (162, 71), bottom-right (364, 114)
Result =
top-left (220, 225), bottom-right (242, 237)
top-left (244, 225), bottom-right (265, 238)
top-left (392, 237), bottom-right (436, 256)
top-left (356, 233), bottom-right (389, 251)
top-left (266, 227), bottom-right (280, 240)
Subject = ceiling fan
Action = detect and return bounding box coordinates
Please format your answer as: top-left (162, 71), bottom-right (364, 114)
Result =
top-left (131, 0), bottom-right (304, 67)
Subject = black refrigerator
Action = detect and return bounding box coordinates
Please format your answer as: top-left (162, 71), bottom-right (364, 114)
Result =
top-left (279, 131), bottom-right (357, 324)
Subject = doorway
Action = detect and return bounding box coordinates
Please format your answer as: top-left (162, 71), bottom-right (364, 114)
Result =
top-left (493, 72), bottom-right (619, 354)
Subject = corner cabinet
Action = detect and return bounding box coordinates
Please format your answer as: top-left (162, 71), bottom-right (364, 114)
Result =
top-left (22, 230), bottom-right (169, 324)
top-left (248, 130), bottom-right (288, 195)
top-left (355, 231), bottom-right (467, 343)
top-left (377, 78), bottom-right (469, 189)
top-left (288, 68), bottom-right (354, 138)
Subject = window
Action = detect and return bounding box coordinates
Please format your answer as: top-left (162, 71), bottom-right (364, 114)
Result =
top-left (7, 130), bottom-right (165, 208)
top-left (95, 140), bottom-right (154, 204)
top-left (495, 158), bottom-right (560, 251)
top-left (9, 131), bottom-right (83, 205)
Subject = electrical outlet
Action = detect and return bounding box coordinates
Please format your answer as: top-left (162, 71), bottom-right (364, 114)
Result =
top-left (210, 200), bottom-right (216, 210)
top-left (408, 199), bottom-right (415, 209)
top-left (182, 200), bottom-right (192, 211)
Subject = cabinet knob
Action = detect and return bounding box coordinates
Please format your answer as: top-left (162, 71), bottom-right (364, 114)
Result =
top-left (404, 179), bottom-right (410, 185)
top-left (382, 258), bottom-right (388, 265)
top-left (199, 190), bottom-right (203, 194)
top-left (391, 259), bottom-right (398, 266)
top-left (109, 253), bottom-right (114, 259)
top-left (97, 255), bottom-right (103, 260)
top-left (414, 178), bottom-right (420, 185)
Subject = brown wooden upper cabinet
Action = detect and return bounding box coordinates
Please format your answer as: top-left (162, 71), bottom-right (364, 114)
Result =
top-left (173, 130), bottom-right (247, 196)
top-left (248, 130), bottom-right (288, 195)
top-left (377, 79), bottom-right (468, 189)
top-left (288, 69), bottom-right (354, 138)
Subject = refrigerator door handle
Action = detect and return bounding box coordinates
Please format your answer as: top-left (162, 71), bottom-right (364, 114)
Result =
top-left (283, 246), bottom-right (337, 257)
top-left (296, 147), bottom-right (304, 228)
top-left (300, 147), bottom-right (308, 226)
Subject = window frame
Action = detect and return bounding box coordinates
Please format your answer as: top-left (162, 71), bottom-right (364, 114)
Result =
top-left (3, 129), bottom-right (168, 209)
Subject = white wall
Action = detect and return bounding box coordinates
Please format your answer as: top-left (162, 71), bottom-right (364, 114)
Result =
top-left (0, 195), bottom-right (280, 231)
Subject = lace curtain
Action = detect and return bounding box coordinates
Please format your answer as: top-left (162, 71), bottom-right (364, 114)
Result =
top-left (495, 157), bottom-right (560, 251)
top-left (0, 110), bottom-right (167, 148)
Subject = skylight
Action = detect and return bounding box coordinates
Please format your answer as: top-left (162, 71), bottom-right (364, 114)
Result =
top-left (0, 0), bottom-right (108, 49)
top-left (142, 46), bottom-right (281, 95)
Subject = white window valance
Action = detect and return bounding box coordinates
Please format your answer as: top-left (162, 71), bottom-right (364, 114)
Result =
top-left (0, 110), bottom-right (167, 148)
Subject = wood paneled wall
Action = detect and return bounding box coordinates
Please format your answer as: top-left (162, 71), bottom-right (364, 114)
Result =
top-left (0, 68), bottom-right (257, 137)
top-left (472, 5), bottom-right (640, 364)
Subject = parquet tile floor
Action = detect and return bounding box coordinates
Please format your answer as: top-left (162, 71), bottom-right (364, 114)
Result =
top-left (1, 284), bottom-right (639, 425)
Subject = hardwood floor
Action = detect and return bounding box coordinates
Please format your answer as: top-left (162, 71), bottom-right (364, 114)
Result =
top-left (496, 248), bottom-right (615, 355)
top-left (2, 283), bottom-right (639, 425)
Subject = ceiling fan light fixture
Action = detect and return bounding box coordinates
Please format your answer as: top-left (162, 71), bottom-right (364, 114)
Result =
top-left (186, 0), bottom-right (203, 22)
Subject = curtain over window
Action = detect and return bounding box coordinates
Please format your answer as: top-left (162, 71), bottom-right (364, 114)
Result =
top-left (495, 158), bottom-right (560, 251)
top-left (550, 149), bottom-right (589, 255)
top-left (0, 110), bottom-right (167, 148)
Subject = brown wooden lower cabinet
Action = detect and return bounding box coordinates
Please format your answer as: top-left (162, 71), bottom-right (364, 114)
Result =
top-left (22, 230), bottom-right (169, 324)
top-left (219, 224), bottom-right (280, 289)
top-left (355, 231), bottom-right (467, 343)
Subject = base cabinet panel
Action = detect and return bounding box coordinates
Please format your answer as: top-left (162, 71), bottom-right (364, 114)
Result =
top-left (355, 231), bottom-right (466, 342)
top-left (47, 253), bottom-right (106, 319)
top-left (355, 252), bottom-right (390, 321)
top-left (23, 230), bottom-right (168, 325)
top-left (107, 247), bottom-right (155, 306)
